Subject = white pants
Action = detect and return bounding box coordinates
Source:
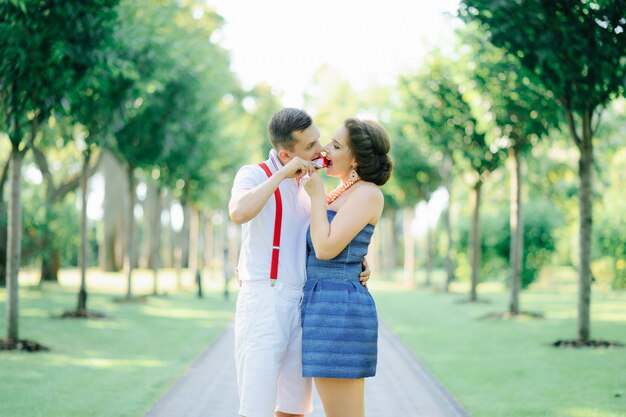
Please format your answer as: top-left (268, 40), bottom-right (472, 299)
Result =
top-left (235, 280), bottom-right (313, 417)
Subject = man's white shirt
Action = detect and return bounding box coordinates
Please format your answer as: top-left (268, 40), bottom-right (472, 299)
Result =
top-left (231, 149), bottom-right (311, 289)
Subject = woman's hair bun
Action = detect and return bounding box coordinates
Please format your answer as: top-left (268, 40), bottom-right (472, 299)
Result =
top-left (345, 118), bottom-right (393, 186)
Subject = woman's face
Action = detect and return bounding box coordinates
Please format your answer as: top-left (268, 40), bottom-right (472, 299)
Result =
top-left (324, 124), bottom-right (356, 178)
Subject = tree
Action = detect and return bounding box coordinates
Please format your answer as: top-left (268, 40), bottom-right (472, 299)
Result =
top-left (594, 145), bottom-right (626, 289)
top-left (0, 156), bottom-right (9, 286)
top-left (460, 0), bottom-right (626, 342)
top-left (0, 0), bottom-right (119, 345)
top-left (30, 120), bottom-right (103, 285)
top-left (100, 150), bottom-right (128, 271)
top-left (398, 52), bottom-right (504, 297)
top-left (462, 25), bottom-right (560, 314)
top-left (111, 0), bottom-right (236, 298)
top-left (459, 120), bottom-right (503, 302)
top-left (397, 56), bottom-right (462, 292)
top-left (387, 124), bottom-right (440, 287)
top-left (64, 23), bottom-right (134, 313)
top-left (359, 85), bottom-right (400, 276)
top-left (303, 66), bottom-right (360, 137)
top-left (234, 83), bottom-right (282, 161)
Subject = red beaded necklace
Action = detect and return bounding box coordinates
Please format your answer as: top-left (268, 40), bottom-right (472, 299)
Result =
top-left (326, 177), bottom-right (361, 205)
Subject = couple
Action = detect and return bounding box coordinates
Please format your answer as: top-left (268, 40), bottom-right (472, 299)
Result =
top-left (229, 108), bottom-right (393, 417)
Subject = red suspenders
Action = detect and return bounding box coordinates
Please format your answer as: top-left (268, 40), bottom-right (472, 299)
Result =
top-left (258, 162), bottom-right (282, 286)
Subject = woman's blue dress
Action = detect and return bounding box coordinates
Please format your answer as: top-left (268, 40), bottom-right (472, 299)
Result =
top-left (301, 210), bottom-right (378, 379)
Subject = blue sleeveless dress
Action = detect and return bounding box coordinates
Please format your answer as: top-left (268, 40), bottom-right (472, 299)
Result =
top-left (301, 210), bottom-right (378, 379)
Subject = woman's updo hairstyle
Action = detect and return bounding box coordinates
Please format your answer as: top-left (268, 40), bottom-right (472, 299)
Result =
top-left (344, 118), bottom-right (393, 186)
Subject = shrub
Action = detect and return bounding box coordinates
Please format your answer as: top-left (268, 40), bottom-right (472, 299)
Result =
top-left (457, 198), bottom-right (561, 287)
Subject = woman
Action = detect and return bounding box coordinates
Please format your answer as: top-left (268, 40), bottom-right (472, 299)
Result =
top-left (301, 117), bottom-right (393, 417)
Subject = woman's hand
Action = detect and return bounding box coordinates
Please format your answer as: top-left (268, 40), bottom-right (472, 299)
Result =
top-left (303, 171), bottom-right (325, 199)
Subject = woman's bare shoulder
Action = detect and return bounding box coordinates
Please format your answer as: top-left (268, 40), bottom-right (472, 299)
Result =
top-left (351, 182), bottom-right (384, 208)
top-left (356, 182), bottom-right (383, 198)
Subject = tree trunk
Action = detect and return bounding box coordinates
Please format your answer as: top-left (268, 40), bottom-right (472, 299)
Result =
top-left (100, 151), bottom-right (127, 271)
top-left (390, 208), bottom-right (402, 269)
top-left (151, 186), bottom-right (162, 295)
top-left (188, 207), bottom-right (200, 274)
top-left (161, 192), bottom-right (173, 268)
top-left (509, 146), bottom-right (523, 315)
top-left (442, 156), bottom-right (455, 292)
top-left (222, 224), bottom-right (231, 291)
top-left (40, 251), bottom-right (60, 282)
top-left (141, 181), bottom-right (159, 269)
top-left (403, 207), bottom-right (415, 287)
top-left (140, 182), bottom-right (155, 269)
top-left (39, 176), bottom-right (60, 284)
top-left (577, 111), bottom-right (594, 342)
top-left (380, 210), bottom-right (396, 273)
top-left (0, 156), bottom-right (10, 287)
top-left (181, 203), bottom-right (191, 269)
top-left (469, 180), bottom-right (482, 302)
top-left (32, 144), bottom-right (102, 283)
top-left (203, 211), bottom-right (214, 275)
top-left (169, 197), bottom-right (179, 271)
top-left (0, 218), bottom-right (6, 288)
top-left (77, 149), bottom-right (91, 312)
top-left (424, 201), bottom-right (433, 287)
top-left (125, 164), bottom-right (136, 299)
top-left (6, 148), bottom-right (24, 341)
top-left (175, 228), bottom-right (183, 290)
top-left (0, 153), bottom-right (9, 194)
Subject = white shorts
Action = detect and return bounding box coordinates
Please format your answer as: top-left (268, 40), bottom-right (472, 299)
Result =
top-left (235, 280), bottom-right (313, 417)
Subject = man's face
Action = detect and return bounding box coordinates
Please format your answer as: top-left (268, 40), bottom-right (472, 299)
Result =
top-left (280, 123), bottom-right (324, 163)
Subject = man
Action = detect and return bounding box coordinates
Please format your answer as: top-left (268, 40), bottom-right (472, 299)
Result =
top-left (229, 108), bottom-right (368, 417)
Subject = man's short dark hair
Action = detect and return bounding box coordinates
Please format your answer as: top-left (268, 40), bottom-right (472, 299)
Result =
top-left (267, 108), bottom-right (313, 151)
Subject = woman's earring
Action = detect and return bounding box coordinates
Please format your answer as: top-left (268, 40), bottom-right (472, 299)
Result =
top-left (349, 169), bottom-right (360, 181)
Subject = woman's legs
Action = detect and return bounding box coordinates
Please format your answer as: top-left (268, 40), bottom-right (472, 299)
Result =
top-left (314, 377), bottom-right (364, 417)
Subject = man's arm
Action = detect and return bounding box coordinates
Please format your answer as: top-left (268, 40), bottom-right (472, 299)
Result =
top-left (229, 157), bottom-right (314, 225)
top-left (229, 170), bottom-right (286, 225)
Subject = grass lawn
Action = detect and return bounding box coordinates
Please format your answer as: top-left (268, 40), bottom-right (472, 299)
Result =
top-left (0, 269), bottom-right (236, 417)
top-left (372, 270), bottom-right (626, 417)
top-left (2, 267), bottom-right (624, 417)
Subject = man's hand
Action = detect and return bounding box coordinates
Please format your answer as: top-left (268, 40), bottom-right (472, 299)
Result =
top-left (359, 257), bottom-right (370, 287)
top-left (229, 157), bottom-right (314, 225)
top-left (280, 156), bottom-right (315, 182)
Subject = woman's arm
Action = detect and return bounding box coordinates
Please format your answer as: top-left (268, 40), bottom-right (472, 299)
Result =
top-left (307, 176), bottom-right (383, 260)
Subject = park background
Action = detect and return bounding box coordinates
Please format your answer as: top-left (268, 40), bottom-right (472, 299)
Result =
top-left (1, 1), bottom-right (625, 416)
